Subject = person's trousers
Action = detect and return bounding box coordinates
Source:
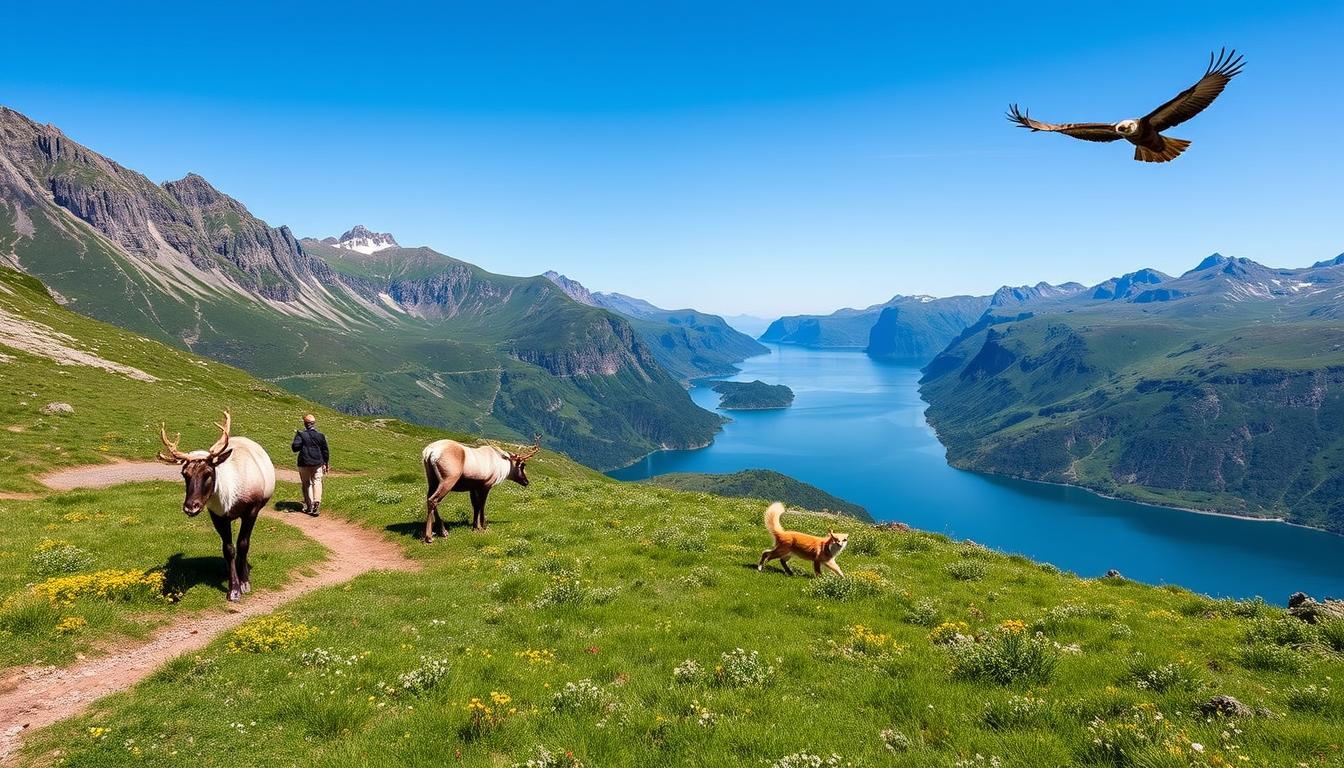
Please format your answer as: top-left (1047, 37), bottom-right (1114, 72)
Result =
top-left (299, 465), bottom-right (324, 508)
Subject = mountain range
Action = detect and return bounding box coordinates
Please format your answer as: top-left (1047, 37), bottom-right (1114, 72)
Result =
top-left (543, 271), bottom-right (766, 380)
top-left (0, 105), bottom-right (722, 469)
top-left (760, 293), bottom-right (991, 361)
top-left (920, 253), bottom-right (1344, 532)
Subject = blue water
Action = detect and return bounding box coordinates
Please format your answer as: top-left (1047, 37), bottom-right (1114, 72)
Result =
top-left (611, 345), bottom-right (1344, 600)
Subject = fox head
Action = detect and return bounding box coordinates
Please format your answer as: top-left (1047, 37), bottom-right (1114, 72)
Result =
top-left (825, 528), bottom-right (849, 556)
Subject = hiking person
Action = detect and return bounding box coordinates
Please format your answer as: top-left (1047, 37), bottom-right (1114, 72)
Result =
top-left (291, 414), bottom-right (330, 517)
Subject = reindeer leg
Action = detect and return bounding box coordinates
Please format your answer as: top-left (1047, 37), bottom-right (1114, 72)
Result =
top-left (424, 472), bottom-right (456, 544)
top-left (474, 487), bottom-right (491, 531)
top-left (210, 513), bottom-right (241, 602)
top-left (235, 510), bottom-right (258, 595)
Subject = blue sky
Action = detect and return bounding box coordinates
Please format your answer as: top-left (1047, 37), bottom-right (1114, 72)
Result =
top-left (3, 1), bottom-right (1341, 316)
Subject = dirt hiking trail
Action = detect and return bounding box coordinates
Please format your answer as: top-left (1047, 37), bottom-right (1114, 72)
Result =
top-left (0, 462), bottom-right (418, 764)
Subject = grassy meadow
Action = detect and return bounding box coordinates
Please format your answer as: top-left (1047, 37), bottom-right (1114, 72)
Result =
top-left (3, 266), bottom-right (1344, 767)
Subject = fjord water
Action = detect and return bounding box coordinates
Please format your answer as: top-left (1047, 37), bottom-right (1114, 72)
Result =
top-left (611, 345), bottom-right (1344, 600)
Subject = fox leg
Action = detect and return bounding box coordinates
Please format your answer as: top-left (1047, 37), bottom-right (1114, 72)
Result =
top-left (822, 559), bottom-right (844, 578)
top-left (779, 556), bottom-right (794, 576)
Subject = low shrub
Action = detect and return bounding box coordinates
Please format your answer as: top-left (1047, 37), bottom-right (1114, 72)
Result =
top-left (1239, 644), bottom-right (1307, 674)
top-left (1125, 654), bottom-right (1202, 693)
top-left (715, 648), bottom-right (775, 688)
top-left (516, 746), bottom-right (584, 768)
top-left (805, 574), bottom-right (878, 601)
top-left (846, 529), bottom-right (881, 556)
top-left (396, 657), bottom-right (453, 695)
top-left (948, 625), bottom-right (1059, 685)
top-left (1321, 619), bottom-right (1344, 654)
top-left (31, 539), bottom-right (93, 575)
top-left (982, 693), bottom-right (1051, 729)
top-left (945, 560), bottom-right (987, 581)
top-left (672, 659), bottom-right (703, 684)
top-left (905, 599), bottom-right (940, 627)
top-left (1245, 616), bottom-right (1320, 648)
top-left (1284, 684), bottom-right (1332, 713)
top-left (551, 678), bottom-right (607, 712)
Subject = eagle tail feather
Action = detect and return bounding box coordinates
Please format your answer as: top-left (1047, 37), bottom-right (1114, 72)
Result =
top-left (1134, 137), bottom-right (1192, 163)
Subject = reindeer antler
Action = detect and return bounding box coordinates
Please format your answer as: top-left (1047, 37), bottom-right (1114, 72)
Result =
top-left (156, 423), bottom-right (190, 463)
top-left (208, 410), bottom-right (231, 456)
top-left (516, 433), bottom-right (542, 461)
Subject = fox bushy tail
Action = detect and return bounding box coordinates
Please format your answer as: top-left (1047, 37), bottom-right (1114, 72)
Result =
top-left (764, 502), bottom-right (786, 538)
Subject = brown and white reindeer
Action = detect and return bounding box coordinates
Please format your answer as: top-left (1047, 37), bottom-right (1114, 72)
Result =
top-left (420, 435), bottom-right (540, 542)
top-left (156, 411), bottom-right (277, 602)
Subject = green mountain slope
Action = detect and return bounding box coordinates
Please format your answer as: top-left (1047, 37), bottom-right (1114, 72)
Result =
top-left (762, 294), bottom-right (991, 361)
top-left (4, 265), bottom-right (1343, 768)
top-left (865, 295), bottom-right (993, 361)
top-left (646, 469), bottom-right (873, 521)
top-left (0, 105), bottom-right (719, 469)
top-left (544, 271), bottom-right (768, 380)
top-left (920, 255), bottom-right (1344, 532)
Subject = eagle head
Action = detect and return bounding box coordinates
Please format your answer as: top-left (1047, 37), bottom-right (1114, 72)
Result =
top-left (1115, 119), bottom-right (1140, 136)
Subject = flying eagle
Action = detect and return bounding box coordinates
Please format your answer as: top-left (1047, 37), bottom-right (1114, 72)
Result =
top-left (1007, 48), bottom-right (1245, 163)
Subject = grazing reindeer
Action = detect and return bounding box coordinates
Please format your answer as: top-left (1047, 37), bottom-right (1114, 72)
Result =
top-left (156, 412), bottom-right (276, 602)
top-left (420, 435), bottom-right (539, 542)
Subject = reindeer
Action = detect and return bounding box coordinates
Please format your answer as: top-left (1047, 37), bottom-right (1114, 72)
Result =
top-left (420, 435), bottom-right (539, 542)
top-left (156, 411), bottom-right (276, 602)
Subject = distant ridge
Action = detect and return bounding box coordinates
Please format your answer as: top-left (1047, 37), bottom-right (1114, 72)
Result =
top-left (543, 271), bottom-right (767, 381)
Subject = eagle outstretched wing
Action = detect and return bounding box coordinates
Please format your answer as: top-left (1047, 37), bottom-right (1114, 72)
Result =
top-left (1005, 104), bottom-right (1122, 142)
top-left (1144, 48), bottom-right (1245, 131)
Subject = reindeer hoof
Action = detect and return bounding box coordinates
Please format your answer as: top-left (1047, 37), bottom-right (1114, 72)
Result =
top-left (227, 590), bottom-right (241, 602)
top-left (756, 565), bottom-right (763, 572)
top-left (422, 536), bottom-right (435, 544)
top-left (240, 582), bottom-right (251, 594)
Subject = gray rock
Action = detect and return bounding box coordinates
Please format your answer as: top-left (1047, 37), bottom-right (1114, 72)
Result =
top-left (40, 402), bottom-right (73, 415)
top-left (1287, 592), bottom-right (1344, 624)
top-left (1104, 569), bottom-right (1123, 579)
top-left (1200, 695), bottom-right (1252, 718)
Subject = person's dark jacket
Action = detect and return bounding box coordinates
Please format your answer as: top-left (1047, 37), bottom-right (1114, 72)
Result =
top-left (291, 426), bottom-right (330, 467)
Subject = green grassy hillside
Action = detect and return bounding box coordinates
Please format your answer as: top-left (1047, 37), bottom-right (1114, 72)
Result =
top-left (920, 257), bottom-right (1344, 533)
top-left (4, 267), bottom-right (1344, 768)
top-left (645, 469), bottom-right (873, 522)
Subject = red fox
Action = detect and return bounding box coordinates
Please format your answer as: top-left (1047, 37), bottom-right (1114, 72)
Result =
top-left (757, 502), bottom-right (848, 577)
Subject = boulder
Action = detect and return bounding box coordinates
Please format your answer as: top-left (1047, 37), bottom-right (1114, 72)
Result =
top-left (40, 402), bottom-right (73, 415)
top-left (1287, 592), bottom-right (1344, 624)
top-left (1104, 569), bottom-right (1123, 579)
top-left (1200, 695), bottom-right (1252, 718)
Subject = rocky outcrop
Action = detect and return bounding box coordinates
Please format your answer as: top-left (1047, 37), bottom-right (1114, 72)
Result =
top-left (1287, 592), bottom-right (1344, 624)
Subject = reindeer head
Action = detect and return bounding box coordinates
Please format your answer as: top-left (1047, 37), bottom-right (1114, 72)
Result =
top-left (496, 434), bottom-right (541, 487)
top-left (157, 411), bottom-right (233, 516)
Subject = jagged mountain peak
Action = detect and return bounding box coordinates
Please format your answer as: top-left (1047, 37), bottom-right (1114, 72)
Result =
top-left (162, 172), bottom-right (230, 207)
top-left (543, 271), bottom-right (599, 306)
top-left (1311, 254), bottom-right (1344, 269)
top-left (989, 281), bottom-right (1087, 307)
top-left (1091, 267), bottom-right (1169, 301)
top-left (321, 225), bottom-right (398, 254)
